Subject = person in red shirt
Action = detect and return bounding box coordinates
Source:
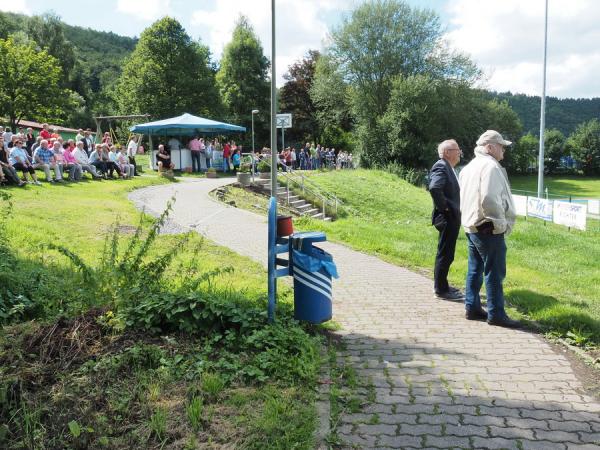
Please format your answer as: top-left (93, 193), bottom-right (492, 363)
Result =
top-left (223, 141), bottom-right (231, 173)
top-left (39, 123), bottom-right (51, 140)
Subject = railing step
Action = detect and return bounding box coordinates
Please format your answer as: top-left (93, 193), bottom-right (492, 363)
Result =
top-left (311, 213), bottom-right (324, 220)
top-left (323, 217), bottom-right (332, 222)
top-left (305, 208), bottom-right (319, 215)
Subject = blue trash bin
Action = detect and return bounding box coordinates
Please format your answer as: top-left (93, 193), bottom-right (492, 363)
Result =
top-left (291, 232), bottom-right (339, 323)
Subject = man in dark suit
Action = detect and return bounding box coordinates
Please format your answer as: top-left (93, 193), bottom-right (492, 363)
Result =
top-left (429, 139), bottom-right (463, 300)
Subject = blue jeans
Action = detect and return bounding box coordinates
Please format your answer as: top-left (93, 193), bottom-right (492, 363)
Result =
top-left (465, 232), bottom-right (507, 320)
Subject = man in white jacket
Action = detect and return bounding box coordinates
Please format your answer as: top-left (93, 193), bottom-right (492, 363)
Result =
top-left (459, 130), bottom-right (519, 328)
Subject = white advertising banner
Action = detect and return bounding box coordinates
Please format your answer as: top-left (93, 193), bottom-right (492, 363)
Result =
top-left (588, 199), bottom-right (600, 216)
top-left (527, 197), bottom-right (553, 221)
top-left (553, 201), bottom-right (587, 231)
top-left (512, 195), bottom-right (528, 216)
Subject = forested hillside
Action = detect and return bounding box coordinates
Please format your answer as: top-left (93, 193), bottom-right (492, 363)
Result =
top-left (487, 91), bottom-right (600, 136)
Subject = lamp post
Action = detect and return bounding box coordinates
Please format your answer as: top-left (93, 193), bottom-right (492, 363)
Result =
top-left (537, 0), bottom-right (549, 198)
top-left (252, 109), bottom-right (259, 182)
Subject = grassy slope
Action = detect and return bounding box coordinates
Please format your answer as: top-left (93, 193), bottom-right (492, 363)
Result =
top-left (291, 170), bottom-right (600, 342)
top-left (0, 175), bottom-right (318, 449)
top-left (510, 174), bottom-right (600, 198)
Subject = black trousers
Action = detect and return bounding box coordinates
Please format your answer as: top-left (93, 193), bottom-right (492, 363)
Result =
top-left (128, 156), bottom-right (138, 175)
top-left (434, 216), bottom-right (460, 294)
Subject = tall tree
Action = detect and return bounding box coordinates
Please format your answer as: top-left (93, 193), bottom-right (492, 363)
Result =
top-left (513, 133), bottom-right (538, 174)
top-left (116, 17), bottom-right (220, 119)
top-left (216, 16), bottom-right (269, 144)
top-left (566, 119), bottom-right (600, 175)
top-left (320, 0), bottom-right (479, 164)
top-left (0, 37), bottom-right (70, 129)
top-left (26, 13), bottom-right (76, 89)
top-left (279, 50), bottom-right (320, 144)
top-left (543, 129), bottom-right (566, 174)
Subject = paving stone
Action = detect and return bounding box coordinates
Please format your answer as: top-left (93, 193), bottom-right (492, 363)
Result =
top-left (445, 423), bottom-right (488, 437)
top-left (488, 425), bottom-right (534, 440)
top-left (377, 434), bottom-right (422, 448)
top-left (354, 424), bottom-right (397, 435)
top-left (472, 436), bottom-right (521, 449)
top-left (338, 433), bottom-right (376, 447)
top-left (425, 435), bottom-right (471, 448)
top-left (534, 429), bottom-right (583, 443)
top-left (398, 424), bottom-right (441, 436)
top-left (462, 414), bottom-right (506, 428)
top-left (521, 440), bottom-right (567, 450)
top-left (546, 419), bottom-right (592, 433)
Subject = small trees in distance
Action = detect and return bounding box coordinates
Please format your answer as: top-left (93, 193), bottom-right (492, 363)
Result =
top-left (566, 119), bottom-right (600, 176)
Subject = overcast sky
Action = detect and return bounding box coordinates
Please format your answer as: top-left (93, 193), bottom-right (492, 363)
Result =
top-left (1, 0), bottom-right (599, 98)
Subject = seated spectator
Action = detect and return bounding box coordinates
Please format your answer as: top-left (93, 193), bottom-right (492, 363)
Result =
top-left (102, 132), bottom-right (111, 144)
top-left (10, 139), bottom-right (41, 185)
top-left (33, 140), bottom-right (63, 182)
top-left (73, 141), bottom-right (101, 179)
top-left (89, 144), bottom-right (109, 178)
top-left (103, 144), bottom-right (122, 178)
top-left (0, 137), bottom-right (25, 186)
top-left (118, 148), bottom-right (135, 178)
top-left (61, 142), bottom-right (83, 181)
top-left (156, 144), bottom-right (174, 173)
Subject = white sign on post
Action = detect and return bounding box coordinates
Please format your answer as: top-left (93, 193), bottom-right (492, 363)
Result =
top-left (512, 194), bottom-right (528, 217)
top-left (553, 201), bottom-right (587, 231)
top-left (276, 113), bottom-right (292, 128)
top-left (527, 197), bottom-right (553, 221)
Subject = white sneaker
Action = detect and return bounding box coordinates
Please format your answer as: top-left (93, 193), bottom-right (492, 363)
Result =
top-left (34, 181), bottom-right (42, 186)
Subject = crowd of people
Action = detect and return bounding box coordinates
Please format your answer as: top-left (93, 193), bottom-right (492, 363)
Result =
top-left (264, 143), bottom-right (354, 171)
top-left (0, 124), bottom-right (141, 186)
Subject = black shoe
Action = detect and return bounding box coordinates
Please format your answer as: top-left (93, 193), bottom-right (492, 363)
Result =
top-left (435, 290), bottom-right (464, 301)
top-left (487, 315), bottom-right (521, 329)
top-left (449, 286), bottom-right (463, 295)
top-left (466, 308), bottom-right (488, 321)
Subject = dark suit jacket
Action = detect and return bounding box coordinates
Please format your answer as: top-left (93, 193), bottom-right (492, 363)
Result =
top-left (429, 158), bottom-right (460, 226)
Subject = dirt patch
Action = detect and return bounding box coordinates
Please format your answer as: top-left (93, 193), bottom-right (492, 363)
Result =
top-left (546, 339), bottom-right (600, 400)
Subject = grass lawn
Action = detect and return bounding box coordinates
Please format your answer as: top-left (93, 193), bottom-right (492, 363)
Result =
top-left (0, 173), bottom-right (321, 449)
top-left (510, 174), bottom-right (600, 198)
top-left (227, 169), bottom-right (600, 345)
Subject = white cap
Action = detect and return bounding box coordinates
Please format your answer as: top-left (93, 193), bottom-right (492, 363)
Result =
top-left (476, 130), bottom-right (512, 146)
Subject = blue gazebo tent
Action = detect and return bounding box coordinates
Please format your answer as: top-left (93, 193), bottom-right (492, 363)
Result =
top-left (130, 113), bottom-right (246, 135)
top-left (130, 113), bottom-right (246, 170)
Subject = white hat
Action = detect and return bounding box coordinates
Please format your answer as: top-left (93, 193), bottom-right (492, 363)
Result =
top-left (476, 130), bottom-right (512, 146)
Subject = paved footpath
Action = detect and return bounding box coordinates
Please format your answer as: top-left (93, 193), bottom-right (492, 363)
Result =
top-left (130, 178), bottom-right (600, 450)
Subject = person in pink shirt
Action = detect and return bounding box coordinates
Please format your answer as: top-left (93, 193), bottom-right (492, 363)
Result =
top-left (188, 135), bottom-right (202, 172)
top-left (57, 141), bottom-right (82, 181)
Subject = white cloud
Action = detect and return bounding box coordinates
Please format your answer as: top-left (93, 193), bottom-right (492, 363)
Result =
top-left (116, 0), bottom-right (172, 22)
top-left (190, 0), bottom-right (350, 85)
top-left (444, 0), bottom-right (600, 98)
top-left (0, 0), bottom-right (28, 14)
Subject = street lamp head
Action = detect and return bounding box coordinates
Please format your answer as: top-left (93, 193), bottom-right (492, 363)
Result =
top-left (252, 109), bottom-right (259, 114)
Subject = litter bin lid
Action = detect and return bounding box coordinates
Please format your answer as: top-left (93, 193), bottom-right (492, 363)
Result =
top-left (291, 231), bottom-right (326, 252)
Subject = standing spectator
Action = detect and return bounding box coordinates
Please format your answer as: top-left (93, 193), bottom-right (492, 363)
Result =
top-left (223, 141), bottom-right (231, 173)
top-left (10, 139), bottom-right (41, 185)
top-left (50, 127), bottom-right (61, 140)
top-left (429, 139), bottom-right (463, 301)
top-left (75, 128), bottom-right (84, 142)
top-left (81, 129), bottom-right (94, 156)
top-left (291, 147), bottom-right (297, 169)
top-left (25, 128), bottom-right (35, 155)
top-left (168, 136), bottom-right (181, 150)
top-left (188, 135), bottom-right (202, 172)
top-left (3, 128), bottom-right (13, 149)
top-left (102, 132), bottom-right (112, 144)
top-left (33, 140), bottom-right (62, 182)
top-left (39, 123), bottom-right (51, 141)
top-left (127, 136), bottom-right (140, 175)
top-left (232, 149), bottom-right (241, 172)
top-left (459, 130), bottom-right (519, 328)
top-left (205, 138), bottom-right (213, 169)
